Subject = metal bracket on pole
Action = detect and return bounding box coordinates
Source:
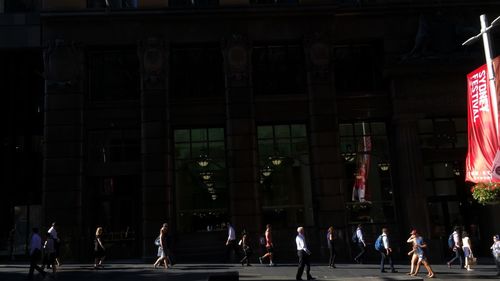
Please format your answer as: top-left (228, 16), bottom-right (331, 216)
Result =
top-left (462, 14), bottom-right (500, 97)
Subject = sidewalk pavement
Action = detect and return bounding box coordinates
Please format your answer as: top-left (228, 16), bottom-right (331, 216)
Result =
top-left (0, 261), bottom-right (498, 281)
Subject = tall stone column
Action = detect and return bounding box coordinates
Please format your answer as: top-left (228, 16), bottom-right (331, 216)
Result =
top-left (304, 35), bottom-right (345, 241)
top-left (138, 38), bottom-right (171, 259)
top-left (393, 117), bottom-right (430, 235)
top-left (222, 35), bottom-right (261, 234)
top-left (43, 39), bottom-right (85, 259)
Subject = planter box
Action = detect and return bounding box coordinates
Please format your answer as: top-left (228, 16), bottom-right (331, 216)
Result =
top-left (42, 0), bottom-right (86, 11)
top-left (139, 0), bottom-right (169, 8)
top-left (219, 0), bottom-right (248, 5)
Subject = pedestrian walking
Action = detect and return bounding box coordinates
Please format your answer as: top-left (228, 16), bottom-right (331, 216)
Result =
top-left (462, 231), bottom-right (475, 271)
top-left (490, 234), bottom-right (500, 276)
top-left (259, 224), bottom-right (275, 266)
top-left (406, 229), bottom-right (418, 275)
top-left (353, 224), bottom-right (366, 264)
top-left (295, 226), bottom-right (315, 281)
top-left (375, 228), bottom-right (397, 273)
top-left (410, 230), bottom-right (435, 278)
top-left (153, 224), bottom-right (170, 269)
top-left (326, 226), bottom-right (336, 268)
top-left (239, 231), bottom-right (252, 266)
top-left (8, 225), bottom-right (16, 261)
top-left (48, 222), bottom-right (61, 266)
top-left (27, 227), bottom-right (46, 280)
top-left (94, 226), bottom-right (106, 269)
top-left (225, 222), bottom-right (238, 263)
top-left (447, 226), bottom-right (464, 269)
top-left (43, 232), bottom-right (57, 277)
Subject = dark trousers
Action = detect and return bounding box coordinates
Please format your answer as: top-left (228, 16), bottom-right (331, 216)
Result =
top-left (296, 250), bottom-right (312, 280)
top-left (380, 251), bottom-right (394, 271)
top-left (354, 243), bottom-right (366, 263)
top-left (240, 248), bottom-right (252, 265)
top-left (225, 240), bottom-right (238, 262)
top-left (448, 248), bottom-right (463, 268)
top-left (328, 245), bottom-right (336, 266)
top-left (28, 249), bottom-right (45, 279)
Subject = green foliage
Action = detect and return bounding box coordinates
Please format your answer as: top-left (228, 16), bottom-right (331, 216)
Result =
top-left (471, 182), bottom-right (500, 205)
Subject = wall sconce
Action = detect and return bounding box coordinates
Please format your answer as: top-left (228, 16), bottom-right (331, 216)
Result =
top-left (211, 194), bottom-right (217, 200)
top-left (207, 187), bottom-right (215, 194)
top-left (204, 180), bottom-right (215, 188)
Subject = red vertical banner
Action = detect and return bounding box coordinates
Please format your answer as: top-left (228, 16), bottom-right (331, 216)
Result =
top-left (352, 136), bottom-right (371, 202)
top-left (465, 58), bottom-right (500, 182)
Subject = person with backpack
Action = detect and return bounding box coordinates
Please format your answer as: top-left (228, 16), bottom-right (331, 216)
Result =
top-left (375, 228), bottom-right (397, 273)
top-left (353, 224), bottom-right (366, 264)
top-left (447, 226), bottom-right (464, 269)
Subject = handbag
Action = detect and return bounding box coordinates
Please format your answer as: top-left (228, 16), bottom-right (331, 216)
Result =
top-left (154, 236), bottom-right (160, 246)
top-left (468, 256), bottom-right (477, 265)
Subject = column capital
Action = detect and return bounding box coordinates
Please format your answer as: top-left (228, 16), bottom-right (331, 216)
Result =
top-left (304, 32), bottom-right (332, 82)
top-left (222, 34), bottom-right (252, 87)
top-left (43, 39), bottom-right (84, 92)
top-left (138, 37), bottom-right (169, 90)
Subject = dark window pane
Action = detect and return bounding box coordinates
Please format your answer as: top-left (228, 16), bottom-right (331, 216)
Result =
top-left (253, 44), bottom-right (306, 96)
top-left (89, 50), bottom-right (140, 102)
top-left (334, 44), bottom-right (383, 94)
top-left (258, 126), bottom-right (273, 139)
top-left (170, 45), bottom-right (224, 99)
top-left (174, 129), bottom-right (190, 143)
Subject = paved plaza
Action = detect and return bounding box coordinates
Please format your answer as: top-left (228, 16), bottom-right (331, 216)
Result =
top-left (0, 261), bottom-right (498, 281)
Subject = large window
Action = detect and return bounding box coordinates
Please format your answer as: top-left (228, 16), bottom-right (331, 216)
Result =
top-left (89, 50), bottom-right (140, 102)
top-left (169, 0), bottom-right (218, 8)
top-left (257, 124), bottom-right (313, 228)
top-left (170, 45), bottom-right (225, 100)
top-left (339, 122), bottom-right (396, 225)
top-left (253, 44), bottom-right (307, 96)
top-left (174, 128), bottom-right (228, 233)
top-left (418, 117), bottom-right (468, 239)
top-left (334, 43), bottom-right (384, 94)
top-left (88, 130), bottom-right (141, 163)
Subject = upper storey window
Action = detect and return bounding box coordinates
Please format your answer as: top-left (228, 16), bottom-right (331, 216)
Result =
top-left (334, 43), bottom-right (384, 95)
top-left (89, 49), bottom-right (140, 102)
top-left (170, 44), bottom-right (225, 100)
top-left (253, 44), bottom-right (306, 96)
top-left (169, 0), bottom-right (218, 8)
top-left (250, 0), bottom-right (298, 4)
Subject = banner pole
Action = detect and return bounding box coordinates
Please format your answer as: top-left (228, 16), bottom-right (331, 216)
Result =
top-left (480, 15), bottom-right (497, 99)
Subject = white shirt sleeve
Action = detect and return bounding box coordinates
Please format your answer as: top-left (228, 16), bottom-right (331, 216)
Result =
top-left (382, 234), bottom-right (389, 249)
top-left (296, 234), bottom-right (309, 253)
top-left (357, 228), bottom-right (365, 244)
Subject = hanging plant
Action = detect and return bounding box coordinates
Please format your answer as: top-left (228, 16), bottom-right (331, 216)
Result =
top-left (471, 182), bottom-right (500, 205)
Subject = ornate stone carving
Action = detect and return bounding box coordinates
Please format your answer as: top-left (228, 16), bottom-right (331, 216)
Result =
top-left (304, 33), bottom-right (332, 82)
top-left (138, 37), bottom-right (168, 90)
top-left (43, 39), bottom-right (84, 90)
top-left (222, 34), bottom-right (251, 84)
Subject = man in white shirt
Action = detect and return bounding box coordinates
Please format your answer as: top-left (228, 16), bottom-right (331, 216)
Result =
top-left (48, 222), bottom-right (61, 266)
top-left (225, 222), bottom-right (238, 262)
top-left (447, 226), bottom-right (464, 269)
top-left (354, 224), bottom-right (366, 264)
top-left (27, 228), bottom-right (45, 280)
top-left (295, 227), bottom-right (314, 280)
top-left (378, 228), bottom-right (397, 273)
